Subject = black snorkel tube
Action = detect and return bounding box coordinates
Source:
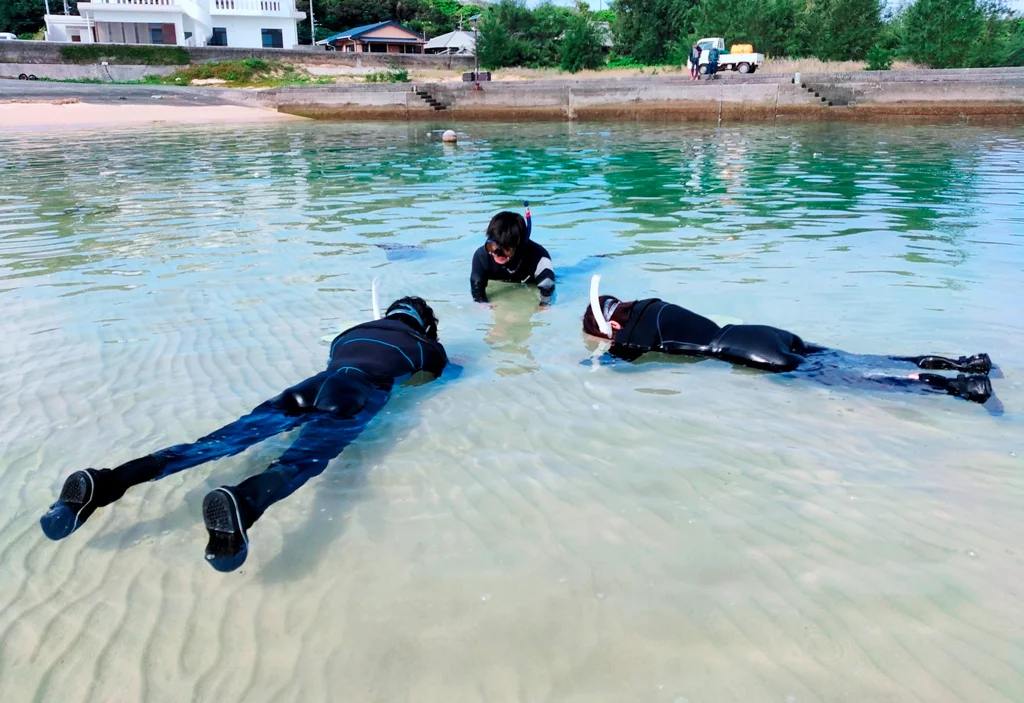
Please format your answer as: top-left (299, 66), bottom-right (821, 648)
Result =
top-left (524, 200), bottom-right (532, 239)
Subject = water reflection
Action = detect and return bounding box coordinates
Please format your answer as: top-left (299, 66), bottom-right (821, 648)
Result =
top-left (481, 284), bottom-right (547, 377)
top-left (1, 120), bottom-right (1023, 703)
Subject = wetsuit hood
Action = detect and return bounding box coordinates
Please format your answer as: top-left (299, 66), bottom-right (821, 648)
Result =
top-left (612, 298), bottom-right (662, 347)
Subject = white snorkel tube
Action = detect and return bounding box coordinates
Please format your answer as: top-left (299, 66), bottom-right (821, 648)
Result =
top-left (371, 277), bottom-right (382, 320)
top-left (589, 275), bottom-right (613, 371)
top-left (589, 275), bottom-right (613, 338)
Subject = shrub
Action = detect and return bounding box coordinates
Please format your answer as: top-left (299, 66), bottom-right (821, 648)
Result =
top-left (865, 44), bottom-right (895, 70)
top-left (60, 44), bottom-right (190, 66)
top-left (364, 68), bottom-right (410, 83)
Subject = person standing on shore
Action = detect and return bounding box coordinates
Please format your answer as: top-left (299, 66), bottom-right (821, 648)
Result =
top-left (707, 44), bottom-right (720, 79)
top-left (689, 43), bottom-right (701, 80)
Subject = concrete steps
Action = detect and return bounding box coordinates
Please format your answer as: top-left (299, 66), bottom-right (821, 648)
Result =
top-left (415, 89), bottom-right (447, 111)
top-left (801, 83), bottom-right (833, 107)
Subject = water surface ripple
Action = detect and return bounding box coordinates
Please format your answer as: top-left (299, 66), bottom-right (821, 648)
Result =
top-left (1, 122), bottom-right (1022, 702)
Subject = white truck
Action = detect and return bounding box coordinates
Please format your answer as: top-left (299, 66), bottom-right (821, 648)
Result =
top-left (690, 37), bottom-right (764, 75)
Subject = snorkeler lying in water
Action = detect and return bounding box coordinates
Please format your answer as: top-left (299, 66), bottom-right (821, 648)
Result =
top-left (582, 277), bottom-right (996, 406)
top-left (40, 296), bottom-right (453, 572)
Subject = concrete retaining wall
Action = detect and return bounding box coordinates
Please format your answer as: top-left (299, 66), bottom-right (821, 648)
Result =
top-left (271, 79), bottom-right (830, 122)
top-left (0, 40), bottom-right (474, 70)
top-left (0, 63), bottom-right (176, 81)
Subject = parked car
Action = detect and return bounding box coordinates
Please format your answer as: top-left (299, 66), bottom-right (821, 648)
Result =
top-left (690, 37), bottom-right (764, 75)
top-left (0, 32), bottom-right (20, 41)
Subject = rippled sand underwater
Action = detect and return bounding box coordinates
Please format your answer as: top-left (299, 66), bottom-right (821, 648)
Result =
top-left (0, 122), bottom-right (1022, 702)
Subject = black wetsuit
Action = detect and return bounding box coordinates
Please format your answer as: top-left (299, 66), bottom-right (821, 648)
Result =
top-left (81, 315), bottom-right (449, 530)
top-left (470, 239), bottom-right (555, 304)
top-left (606, 299), bottom-right (993, 403)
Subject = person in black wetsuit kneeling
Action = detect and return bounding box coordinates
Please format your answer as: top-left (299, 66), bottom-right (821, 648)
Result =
top-left (40, 296), bottom-right (452, 572)
top-left (581, 286), bottom-right (995, 405)
top-left (471, 207), bottom-right (556, 306)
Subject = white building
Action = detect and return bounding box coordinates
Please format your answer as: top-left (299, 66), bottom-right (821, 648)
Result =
top-left (45, 0), bottom-right (306, 49)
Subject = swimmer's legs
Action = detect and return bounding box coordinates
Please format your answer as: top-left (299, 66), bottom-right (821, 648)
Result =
top-left (40, 371), bottom-right (333, 541)
top-left (797, 349), bottom-right (993, 404)
top-left (894, 353), bottom-right (992, 375)
top-left (202, 372), bottom-right (386, 572)
top-left (802, 367), bottom-right (993, 404)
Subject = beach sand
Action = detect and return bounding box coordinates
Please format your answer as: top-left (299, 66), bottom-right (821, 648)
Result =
top-left (0, 100), bottom-right (304, 131)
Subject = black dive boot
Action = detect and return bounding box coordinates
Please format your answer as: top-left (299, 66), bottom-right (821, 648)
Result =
top-left (40, 469), bottom-right (100, 540)
top-left (914, 354), bottom-right (992, 374)
top-left (920, 373), bottom-right (993, 404)
top-left (203, 487), bottom-right (250, 573)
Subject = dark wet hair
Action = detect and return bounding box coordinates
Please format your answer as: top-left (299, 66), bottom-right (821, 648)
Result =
top-left (582, 295), bottom-right (635, 338)
top-left (486, 211), bottom-right (527, 250)
top-left (386, 296), bottom-right (439, 340)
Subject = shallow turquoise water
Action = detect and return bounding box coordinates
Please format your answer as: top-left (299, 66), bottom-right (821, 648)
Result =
top-left (0, 121), bottom-right (1022, 702)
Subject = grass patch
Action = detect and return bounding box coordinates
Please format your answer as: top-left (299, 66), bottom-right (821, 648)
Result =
top-left (364, 68), bottom-right (410, 83)
top-left (155, 59), bottom-right (333, 87)
top-left (38, 77), bottom-right (106, 84)
top-left (36, 76), bottom-right (167, 85)
top-left (60, 45), bottom-right (190, 66)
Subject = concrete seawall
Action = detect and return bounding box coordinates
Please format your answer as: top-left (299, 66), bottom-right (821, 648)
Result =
top-left (3, 45), bottom-right (1023, 123)
top-left (271, 80), bottom-right (823, 121)
top-left (269, 69), bottom-right (1024, 122)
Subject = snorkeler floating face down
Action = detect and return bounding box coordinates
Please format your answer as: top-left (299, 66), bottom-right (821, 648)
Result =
top-left (582, 276), bottom-right (996, 406)
top-left (40, 294), bottom-right (451, 573)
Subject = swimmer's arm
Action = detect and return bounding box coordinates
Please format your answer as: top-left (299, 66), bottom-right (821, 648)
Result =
top-left (471, 248), bottom-right (489, 303)
top-left (578, 353), bottom-right (623, 368)
top-left (534, 250), bottom-right (555, 306)
top-left (439, 362), bottom-right (464, 381)
top-left (426, 351), bottom-right (463, 381)
top-left (658, 340), bottom-right (710, 356)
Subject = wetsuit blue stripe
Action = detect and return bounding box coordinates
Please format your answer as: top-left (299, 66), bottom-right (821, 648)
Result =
top-left (313, 367), bottom-right (372, 408)
top-left (418, 341), bottom-right (423, 368)
top-left (342, 338), bottom-right (415, 370)
top-left (333, 366), bottom-right (370, 375)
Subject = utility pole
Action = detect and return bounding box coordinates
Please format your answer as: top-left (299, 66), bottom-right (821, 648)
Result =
top-left (63, 1), bottom-right (70, 15)
top-left (44, 0), bottom-right (51, 16)
top-left (308, 0), bottom-right (316, 45)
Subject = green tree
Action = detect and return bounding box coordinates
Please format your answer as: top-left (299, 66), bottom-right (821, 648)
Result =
top-left (529, 2), bottom-right (574, 66)
top-left (902, 0), bottom-right (985, 68)
top-left (612, 0), bottom-right (687, 65)
top-left (560, 2), bottom-right (607, 72)
top-left (972, 1), bottom-right (1024, 66)
top-left (477, 0), bottom-right (537, 68)
top-left (811, 0), bottom-right (882, 60)
top-left (998, 18), bottom-right (1024, 65)
top-left (690, 0), bottom-right (804, 58)
top-left (0, 0), bottom-right (77, 36)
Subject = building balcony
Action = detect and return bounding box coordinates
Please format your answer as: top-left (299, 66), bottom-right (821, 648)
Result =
top-left (78, 0), bottom-right (303, 19)
top-left (79, 0), bottom-right (182, 9)
top-left (211, 0), bottom-right (303, 18)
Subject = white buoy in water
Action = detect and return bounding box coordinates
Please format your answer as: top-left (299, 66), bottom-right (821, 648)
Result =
top-left (442, 129), bottom-right (458, 143)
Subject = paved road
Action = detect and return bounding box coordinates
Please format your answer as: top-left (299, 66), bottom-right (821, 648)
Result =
top-left (0, 79), bottom-right (246, 106)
